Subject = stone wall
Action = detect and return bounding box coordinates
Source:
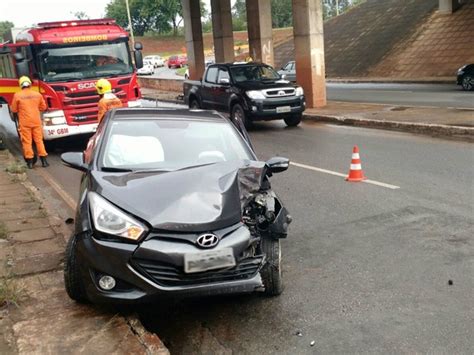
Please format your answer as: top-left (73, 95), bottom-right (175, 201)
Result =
top-left (138, 77), bottom-right (183, 93)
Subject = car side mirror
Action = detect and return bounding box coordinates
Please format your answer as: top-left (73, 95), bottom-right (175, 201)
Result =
top-left (134, 50), bottom-right (143, 69)
top-left (280, 74), bottom-right (286, 80)
top-left (266, 156), bottom-right (289, 173)
top-left (134, 41), bottom-right (143, 51)
top-left (61, 152), bottom-right (88, 171)
top-left (14, 52), bottom-right (30, 78)
top-left (219, 78), bottom-right (230, 85)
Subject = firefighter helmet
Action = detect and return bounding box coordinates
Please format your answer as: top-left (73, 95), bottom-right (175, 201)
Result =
top-left (18, 76), bottom-right (32, 88)
top-left (95, 78), bottom-right (112, 95)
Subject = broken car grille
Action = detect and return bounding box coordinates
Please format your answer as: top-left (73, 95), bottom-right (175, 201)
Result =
top-left (132, 256), bottom-right (264, 287)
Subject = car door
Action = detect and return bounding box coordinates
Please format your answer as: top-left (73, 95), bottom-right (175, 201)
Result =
top-left (201, 66), bottom-right (219, 109)
top-left (214, 67), bottom-right (232, 111)
top-left (282, 62), bottom-right (296, 82)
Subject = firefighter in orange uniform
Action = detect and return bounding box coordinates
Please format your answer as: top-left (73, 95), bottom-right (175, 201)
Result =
top-left (95, 79), bottom-right (123, 123)
top-left (11, 76), bottom-right (49, 169)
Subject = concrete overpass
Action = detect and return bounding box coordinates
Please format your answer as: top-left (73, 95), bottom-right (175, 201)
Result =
top-left (180, 0), bottom-right (465, 109)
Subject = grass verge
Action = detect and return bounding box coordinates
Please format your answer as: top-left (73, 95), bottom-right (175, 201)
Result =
top-left (0, 277), bottom-right (26, 308)
top-left (5, 161), bottom-right (26, 174)
top-left (0, 221), bottom-right (8, 239)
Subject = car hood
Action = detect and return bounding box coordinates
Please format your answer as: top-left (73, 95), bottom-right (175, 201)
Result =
top-left (91, 160), bottom-right (266, 232)
top-left (235, 80), bottom-right (294, 91)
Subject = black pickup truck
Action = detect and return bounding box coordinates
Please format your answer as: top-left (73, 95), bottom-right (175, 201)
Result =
top-left (183, 62), bottom-right (306, 127)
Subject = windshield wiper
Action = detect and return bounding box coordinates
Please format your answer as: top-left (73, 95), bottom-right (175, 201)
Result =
top-left (101, 167), bottom-right (133, 172)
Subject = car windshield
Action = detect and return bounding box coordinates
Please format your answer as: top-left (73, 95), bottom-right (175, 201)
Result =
top-left (230, 65), bottom-right (280, 83)
top-left (100, 119), bottom-right (253, 171)
top-left (37, 40), bottom-right (133, 82)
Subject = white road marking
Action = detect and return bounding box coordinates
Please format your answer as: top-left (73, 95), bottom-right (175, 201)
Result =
top-left (290, 161), bottom-right (400, 190)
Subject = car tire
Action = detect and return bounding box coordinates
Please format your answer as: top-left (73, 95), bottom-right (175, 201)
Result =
top-left (260, 236), bottom-right (283, 296)
top-left (231, 103), bottom-right (252, 130)
top-left (461, 75), bottom-right (474, 91)
top-left (64, 234), bottom-right (88, 303)
top-left (284, 114), bottom-right (302, 127)
top-left (189, 98), bottom-right (200, 109)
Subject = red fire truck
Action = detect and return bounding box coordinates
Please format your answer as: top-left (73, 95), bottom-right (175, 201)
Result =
top-left (0, 19), bottom-right (143, 140)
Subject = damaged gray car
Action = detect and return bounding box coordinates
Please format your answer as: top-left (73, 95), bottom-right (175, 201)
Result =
top-left (61, 108), bottom-right (292, 303)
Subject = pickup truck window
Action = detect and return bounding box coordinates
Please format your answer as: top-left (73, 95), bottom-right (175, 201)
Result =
top-left (217, 69), bottom-right (230, 82)
top-left (206, 67), bottom-right (218, 83)
top-left (230, 65), bottom-right (280, 83)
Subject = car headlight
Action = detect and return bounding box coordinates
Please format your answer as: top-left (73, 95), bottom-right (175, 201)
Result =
top-left (42, 110), bottom-right (66, 126)
top-left (295, 87), bottom-right (304, 96)
top-left (89, 192), bottom-right (147, 241)
top-left (246, 90), bottom-right (266, 100)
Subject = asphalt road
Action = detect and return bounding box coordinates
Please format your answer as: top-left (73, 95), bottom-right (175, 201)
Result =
top-left (326, 82), bottom-right (474, 109)
top-left (0, 102), bottom-right (473, 353)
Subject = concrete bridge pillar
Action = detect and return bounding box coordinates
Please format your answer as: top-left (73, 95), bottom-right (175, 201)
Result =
top-left (292, 0), bottom-right (327, 108)
top-left (439, 0), bottom-right (461, 13)
top-left (211, 0), bottom-right (235, 63)
top-left (246, 0), bottom-right (274, 66)
top-left (182, 0), bottom-right (205, 80)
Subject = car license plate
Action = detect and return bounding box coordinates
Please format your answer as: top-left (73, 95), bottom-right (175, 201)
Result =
top-left (184, 248), bottom-right (236, 274)
top-left (276, 106), bottom-right (291, 113)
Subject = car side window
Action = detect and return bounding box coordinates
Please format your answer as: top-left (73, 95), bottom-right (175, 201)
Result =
top-left (217, 69), bottom-right (229, 83)
top-left (206, 67), bottom-right (218, 83)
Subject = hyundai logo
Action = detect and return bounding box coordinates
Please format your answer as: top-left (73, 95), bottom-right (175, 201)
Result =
top-left (196, 233), bottom-right (219, 248)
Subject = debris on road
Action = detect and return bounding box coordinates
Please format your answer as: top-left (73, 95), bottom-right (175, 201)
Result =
top-left (295, 331), bottom-right (303, 337)
top-left (448, 279), bottom-right (453, 286)
top-left (310, 340), bottom-right (316, 347)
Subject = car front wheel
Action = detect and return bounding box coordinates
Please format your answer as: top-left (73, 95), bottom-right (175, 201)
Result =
top-left (284, 114), bottom-right (302, 127)
top-left (189, 98), bottom-right (200, 109)
top-left (231, 103), bottom-right (252, 129)
top-left (64, 234), bottom-right (88, 303)
top-left (462, 75), bottom-right (474, 91)
top-left (260, 236), bottom-right (283, 296)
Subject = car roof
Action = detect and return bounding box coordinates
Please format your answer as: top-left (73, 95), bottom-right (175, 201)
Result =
top-left (110, 108), bottom-right (228, 122)
top-left (213, 62), bottom-right (267, 68)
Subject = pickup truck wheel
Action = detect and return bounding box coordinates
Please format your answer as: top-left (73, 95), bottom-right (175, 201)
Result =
top-left (260, 236), bottom-right (283, 296)
top-left (64, 234), bottom-right (89, 303)
top-left (284, 114), bottom-right (302, 127)
top-left (231, 103), bottom-right (252, 129)
top-left (462, 75), bottom-right (474, 91)
top-left (189, 98), bottom-right (200, 109)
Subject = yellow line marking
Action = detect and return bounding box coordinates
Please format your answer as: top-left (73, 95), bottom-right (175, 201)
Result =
top-left (290, 161), bottom-right (400, 190)
top-left (34, 168), bottom-right (77, 210)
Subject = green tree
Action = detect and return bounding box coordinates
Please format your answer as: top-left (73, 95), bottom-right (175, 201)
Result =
top-left (72, 11), bottom-right (90, 20)
top-left (105, 0), bottom-right (207, 36)
top-left (271, 0), bottom-right (292, 28)
top-left (232, 0), bottom-right (247, 31)
top-left (0, 21), bottom-right (14, 42)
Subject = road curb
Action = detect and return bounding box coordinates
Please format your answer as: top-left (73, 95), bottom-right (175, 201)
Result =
top-left (303, 113), bottom-right (474, 142)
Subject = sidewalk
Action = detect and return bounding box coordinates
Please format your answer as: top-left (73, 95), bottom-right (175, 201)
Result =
top-left (305, 101), bottom-right (474, 141)
top-left (0, 150), bottom-right (168, 354)
top-left (140, 87), bottom-right (474, 141)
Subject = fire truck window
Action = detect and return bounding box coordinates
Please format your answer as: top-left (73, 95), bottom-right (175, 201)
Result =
top-left (38, 41), bottom-right (133, 82)
top-left (0, 54), bottom-right (15, 78)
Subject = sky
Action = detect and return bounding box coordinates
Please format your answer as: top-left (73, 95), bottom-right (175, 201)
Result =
top-left (2, 0), bottom-right (117, 28)
top-left (1, 0), bottom-right (221, 28)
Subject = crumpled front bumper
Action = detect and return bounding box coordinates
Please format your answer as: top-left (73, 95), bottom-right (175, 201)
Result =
top-left (76, 225), bottom-right (264, 303)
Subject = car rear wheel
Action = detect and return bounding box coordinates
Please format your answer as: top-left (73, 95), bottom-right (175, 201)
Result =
top-left (64, 234), bottom-right (88, 303)
top-left (260, 236), bottom-right (283, 296)
top-left (284, 114), bottom-right (302, 127)
top-left (231, 103), bottom-right (252, 129)
top-left (462, 75), bottom-right (474, 91)
top-left (189, 98), bottom-right (200, 109)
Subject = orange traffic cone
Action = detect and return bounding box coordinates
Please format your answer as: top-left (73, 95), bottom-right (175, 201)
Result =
top-left (346, 146), bottom-right (366, 182)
